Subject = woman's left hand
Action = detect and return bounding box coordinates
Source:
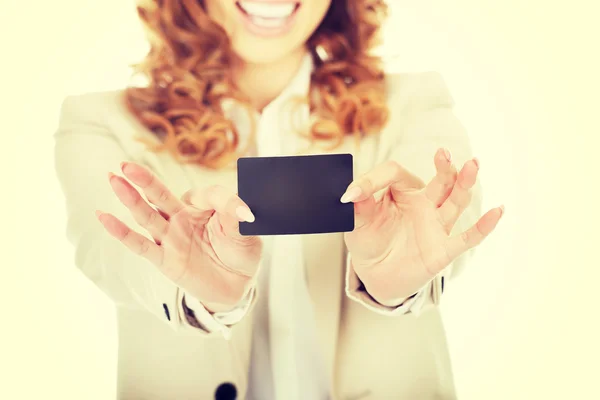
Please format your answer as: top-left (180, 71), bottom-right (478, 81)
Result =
top-left (342, 148), bottom-right (503, 304)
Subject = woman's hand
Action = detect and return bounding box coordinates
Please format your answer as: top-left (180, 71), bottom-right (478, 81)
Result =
top-left (96, 162), bottom-right (262, 313)
top-left (342, 148), bottom-right (503, 304)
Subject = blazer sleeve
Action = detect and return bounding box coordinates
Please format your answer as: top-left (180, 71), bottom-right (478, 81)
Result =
top-left (53, 95), bottom-right (254, 337)
top-left (345, 72), bottom-right (483, 316)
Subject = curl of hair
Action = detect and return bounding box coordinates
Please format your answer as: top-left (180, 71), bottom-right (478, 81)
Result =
top-left (125, 0), bottom-right (390, 168)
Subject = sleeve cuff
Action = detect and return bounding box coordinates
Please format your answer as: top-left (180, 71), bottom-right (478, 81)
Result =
top-left (344, 253), bottom-right (444, 316)
top-left (176, 285), bottom-right (256, 340)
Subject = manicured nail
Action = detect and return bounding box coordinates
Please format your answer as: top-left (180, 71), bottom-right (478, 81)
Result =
top-left (443, 148), bottom-right (452, 162)
top-left (340, 186), bottom-right (362, 203)
top-left (236, 206), bottom-right (255, 223)
top-left (108, 172), bottom-right (116, 181)
top-left (121, 162), bottom-right (135, 175)
top-left (95, 210), bottom-right (104, 220)
top-left (473, 157), bottom-right (480, 169)
top-left (498, 205), bottom-right (505, 216)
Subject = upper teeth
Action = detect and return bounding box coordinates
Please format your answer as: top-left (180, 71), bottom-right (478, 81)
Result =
top-left (238, 1), bottom-right (297, 19)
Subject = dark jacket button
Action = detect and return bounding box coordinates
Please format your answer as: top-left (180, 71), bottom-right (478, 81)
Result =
top-left (441, 276), bottom-right (445, 293)
top-left (215, 382), bottom-right (237, 400)
top-left (162, 303), bottom-right (170, 321)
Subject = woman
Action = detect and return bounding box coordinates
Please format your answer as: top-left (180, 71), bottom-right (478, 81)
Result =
top-left (54, 0), bottom-right (503, 399)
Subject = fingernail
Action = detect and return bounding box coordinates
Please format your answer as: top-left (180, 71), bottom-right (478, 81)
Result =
top-left (498, 205), bottom-right (505, 216)
top-left (121, 162), bottom-right (135, 175)
top-left (95, 210), bottom-right (104, 219)
top-left (443, 148), bottom-right (452, 162)
top-left (236, 206), bottom-right (255, 223)
top-left (108, 172), bottom-right (116, 181)
top-left (473, 157), bottom-right (480, 169)
top-left (341, 186), bottom-right (362, 203)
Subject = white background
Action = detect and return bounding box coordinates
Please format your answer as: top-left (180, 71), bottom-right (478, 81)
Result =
top-left (1, 0), bottom-right (598, 399)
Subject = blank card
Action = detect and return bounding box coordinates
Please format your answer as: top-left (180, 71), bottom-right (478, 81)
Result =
top-left (237, 154), bottom-right (355, 236)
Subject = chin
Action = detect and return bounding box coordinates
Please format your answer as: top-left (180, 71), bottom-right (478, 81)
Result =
top-left (231, 41), bottom-right (304, 65)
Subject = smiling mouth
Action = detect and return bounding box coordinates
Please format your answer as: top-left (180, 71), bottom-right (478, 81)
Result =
top-left (235, 1), bottom-right (301, 29)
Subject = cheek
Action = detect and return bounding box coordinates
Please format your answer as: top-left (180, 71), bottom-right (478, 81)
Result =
top-left (295, 0), bottom-right (332, 48)
top-left (298, 0), bottom-right (332, 36)
top-left (203, 0), bottom-right (237, 33)
top-left (315, 0), bottom-right (333, 19)
top-left (275, 0), bottom-right (331, 52)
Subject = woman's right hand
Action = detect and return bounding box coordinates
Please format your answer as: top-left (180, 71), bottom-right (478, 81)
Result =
top-left (96, 162), bottom-right (262, 313)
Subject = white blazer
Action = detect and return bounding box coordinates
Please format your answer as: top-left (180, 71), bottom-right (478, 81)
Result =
top-left (54, 70), bottom-right (482, 400)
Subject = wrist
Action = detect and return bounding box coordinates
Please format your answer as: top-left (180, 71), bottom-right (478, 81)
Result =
top-left (188, 281), bottom-right (254, 314)
top-left (351, 260), bottom-right (417, 304)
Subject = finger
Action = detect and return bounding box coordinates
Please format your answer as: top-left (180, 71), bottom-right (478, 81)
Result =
top-left (183, 185), bottom-right (255, 237)
top-left (120, 162), bottom-right (184, 216)
top-left (157, 208), bottom-right (171, 221)
top-left (444, 205), bottom-right (504, 262)
top-left (353, 195), bottom-right (377, 230)
top-left (109, 173), bottom-right (169, 242)
top-left (424, 148), bottom-right (458, 207)
top-left (340, 161), bottom-right (425, 204)
top-left (183, 185), bottom-right (254, 220)
top-left (96, 210), bottom-right (164, 266)
top-left (212, 212), bottom-right (254, 241)
top-left (438, 158), bottom-right (479, 231)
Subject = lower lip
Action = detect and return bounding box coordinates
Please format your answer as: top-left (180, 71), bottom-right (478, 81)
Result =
top-left (235, 2), bottom-right (300, 38)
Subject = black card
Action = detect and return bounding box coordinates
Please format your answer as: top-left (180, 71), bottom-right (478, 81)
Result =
top-left (237, 154), bottom-right (355, 236)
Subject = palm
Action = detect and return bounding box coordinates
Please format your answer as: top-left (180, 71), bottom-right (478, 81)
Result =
top-left (392, 193), bottom-right (454, 274)
top-left (345, 190), bottom-right (453, 296)
top-left (161, 208), bottom-right (261, 301)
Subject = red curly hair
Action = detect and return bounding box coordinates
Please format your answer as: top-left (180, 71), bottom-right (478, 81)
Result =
top-left (125, 0), bottom-right (390, 169)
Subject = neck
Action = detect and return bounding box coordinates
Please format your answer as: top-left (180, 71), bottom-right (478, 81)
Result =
top-left (231, 47), bottom-right (308, 112)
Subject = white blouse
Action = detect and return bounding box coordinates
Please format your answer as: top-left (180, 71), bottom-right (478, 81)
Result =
top-left (183, 53), bottom-right (330, 400)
